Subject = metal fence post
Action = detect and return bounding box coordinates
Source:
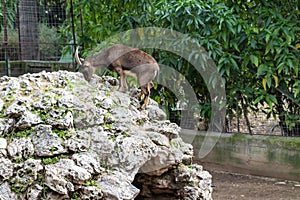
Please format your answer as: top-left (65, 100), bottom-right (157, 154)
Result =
top-left (3, 0), bottom-right (10, 76)
top-left (70, 0), bottom-right (77, 72)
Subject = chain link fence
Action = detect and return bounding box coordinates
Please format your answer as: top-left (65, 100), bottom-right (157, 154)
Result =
top-left (0, 0), bottom-right (75, 76)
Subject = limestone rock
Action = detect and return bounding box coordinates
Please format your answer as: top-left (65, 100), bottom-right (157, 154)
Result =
top-left (54, 159), bottom-right (92, 184)
top-left (45, 159), bottom-right (91, 195)
top-left (81, 186), bottom-right (103, 200)
top-left (32, 93), bottom-right (55, 111)
top-left (0, 71), bottom-right (213, 199)
top-left (0, 158), bottom-right (13, 180)
top-left (0, 138), bottom-right (6, 148)
top-left (45, 191), bottom-right (70, 200)
top-left (146, 104), bottom-right (167, 121)
top-left (31, 124), bottom-right (67, 156)
top-left (112, 90), bottom-right (132, 108)
top-left (26, 184), bottom-right (44, 200)
top-left (110, 106), bottom-right (133, 123)
top-left (0, 118), bottom-right (14, 135)
top-left (15, 110), bottom-right (42, 130)
top-left (72, 152), bottom-right (103, 174)
top-left (88, 107), bottom-right (108, 125)
top-left (64, 131), bottom-right (90, 152)
top-left (147, 131), bottom-right (170, 147)
top-left (100, 97), bottom-right (115, 110)
top-left (45, 169), bottom-right (72, 195)
top-left (57, 94), bottom-right (85, 109)
top-left (136, 164), bottom-right (213, 200)
top-left (0, 98), bottom-right (4, 112)
top-left (97, 172), bottom-right (139, 200)
top-left (46, 110), bottom-right (74, 129)
top-left (5, 97), bottom-right (29, 117)
top-left (140, 137), bottom-right (193, 176)
top-left (143, 120), bottom-right (181, 139)
top-left (0, 182), bottom-right (18, 200)
top-left (7, 137), bottom-right (34, 160)
top-left (10, 159), bottom-right (43, 193)
top-left (177, 165), bottom-right (213, 200)
top-left (89, 128), bottom-right (115, 156)
top-left (111, 135), bottom-right (158, 181)
top-left (0, 137), bottom-right (7, 157)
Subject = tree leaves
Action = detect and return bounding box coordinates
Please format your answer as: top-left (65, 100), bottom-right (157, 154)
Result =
top-left (250, 55), bottom-right (259, 67)
top-left (61, 0), bottom-right (300, 126)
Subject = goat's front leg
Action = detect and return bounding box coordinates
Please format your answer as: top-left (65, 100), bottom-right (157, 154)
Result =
top-left (115, 67), bottom-right (128, 92)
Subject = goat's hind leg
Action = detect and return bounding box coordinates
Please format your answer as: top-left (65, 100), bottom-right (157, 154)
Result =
top-left (140, 81), bottom-right (153, 109)
top-left (136, 65), bottom-right (156, 109)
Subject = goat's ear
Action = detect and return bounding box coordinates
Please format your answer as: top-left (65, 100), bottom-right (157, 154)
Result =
top-left (80, 58), bottom-right (84, 62)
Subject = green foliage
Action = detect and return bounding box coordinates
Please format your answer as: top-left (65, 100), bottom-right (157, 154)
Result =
top-left (61, 0), bottom-right (154, 49)
top-left (70, 191), bottom-right (81, 200)
top-left (103, 123), bottom-right (113, 131)
top-left (42, 157), bottom-right (59, 165)
top-left (265, 135), bottom-right (300, 149)
top-left (122, 131), bottom-right (129, 137)
top-left (108, 135), bottom-right (116, 141)
top-left (0, 28), bottom-right (19, 60)
top-left (60, 0), bottom-right (300, 133)
top-left (52, 129), bottom-right (72, 139)
top-left (15, 157), bottom-right (24, 163)
top-left (0, 24), bottom-right (61, 60)
top-left (38, 23), bottom-right (61, 60)
top-left (0, 94), bottom-right (15, 118)
top-left (0, 0), bottom-right (18, 31)
top-left (7, 127), bottom-right (35, 139)
top-left (85, 180), bottom-right (97, 187)
top-left (11, 185), bottom-right (22, 194)
top-left (32, 109), bottom-right (48, 121)
top-left (284, 114), bottom-right (300, 131)
top-left (41, 155), bottom-right (67, 165)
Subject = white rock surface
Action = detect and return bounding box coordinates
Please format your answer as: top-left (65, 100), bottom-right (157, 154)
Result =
top-left (0, 71), bottom-right (213, 199)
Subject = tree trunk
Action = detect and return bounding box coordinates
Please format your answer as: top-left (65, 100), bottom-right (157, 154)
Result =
top-left (18, 0), bottom-right (40, 60)
top-left (275, 91), bottom-right (290, 136)
top-left (240, 94), bottom-right (252, 135)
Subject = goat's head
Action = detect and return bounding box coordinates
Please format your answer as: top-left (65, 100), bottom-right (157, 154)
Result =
top-left (75, 47), bottom-right (94, 81)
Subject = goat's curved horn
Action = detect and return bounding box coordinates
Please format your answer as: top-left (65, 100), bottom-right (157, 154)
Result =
top-left (75, 46), bottom-right (83, 65)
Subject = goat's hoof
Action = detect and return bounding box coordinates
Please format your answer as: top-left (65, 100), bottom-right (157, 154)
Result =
top-left (140, 102), bottom-right (147, 110)
top-left (140, 105), bottom-right (146, 110)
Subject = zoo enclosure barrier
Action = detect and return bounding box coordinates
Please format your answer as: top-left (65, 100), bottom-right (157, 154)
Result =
top-left (0, 0), bottom-right (77, 76)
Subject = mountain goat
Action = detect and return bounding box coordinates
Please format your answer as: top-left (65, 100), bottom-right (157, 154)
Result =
top-left (75, 44), bottom-right (159, 109)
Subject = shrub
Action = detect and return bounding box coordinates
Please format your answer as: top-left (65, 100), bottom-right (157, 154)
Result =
top-left (38, 23), bottom-right (61, 60)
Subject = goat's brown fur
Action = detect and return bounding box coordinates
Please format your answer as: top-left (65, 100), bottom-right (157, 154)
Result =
top-left (75, 44), bottom-right (159, 109)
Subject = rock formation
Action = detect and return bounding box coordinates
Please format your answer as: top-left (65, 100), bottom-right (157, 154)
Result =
top-left (0, 71), bottom-right (213, 199)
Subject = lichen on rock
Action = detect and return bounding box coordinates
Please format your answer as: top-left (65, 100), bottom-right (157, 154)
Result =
top-left (0, 71), bottom-right (213, 199)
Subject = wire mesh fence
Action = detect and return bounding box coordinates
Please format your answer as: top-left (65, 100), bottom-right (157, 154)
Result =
top-left (226, 110), bottom-right (282, 136)
top-left (169, 105), bottom-right (299, 137)
top-left (0, 0), bottom-right (75, 76)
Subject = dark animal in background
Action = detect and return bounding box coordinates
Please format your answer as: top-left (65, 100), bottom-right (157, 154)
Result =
top-left (75, 44), bottom-right (159, 109)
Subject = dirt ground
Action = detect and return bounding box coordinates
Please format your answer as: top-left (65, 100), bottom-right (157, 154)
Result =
top-left (209, 169), bottom-right (300, 200)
